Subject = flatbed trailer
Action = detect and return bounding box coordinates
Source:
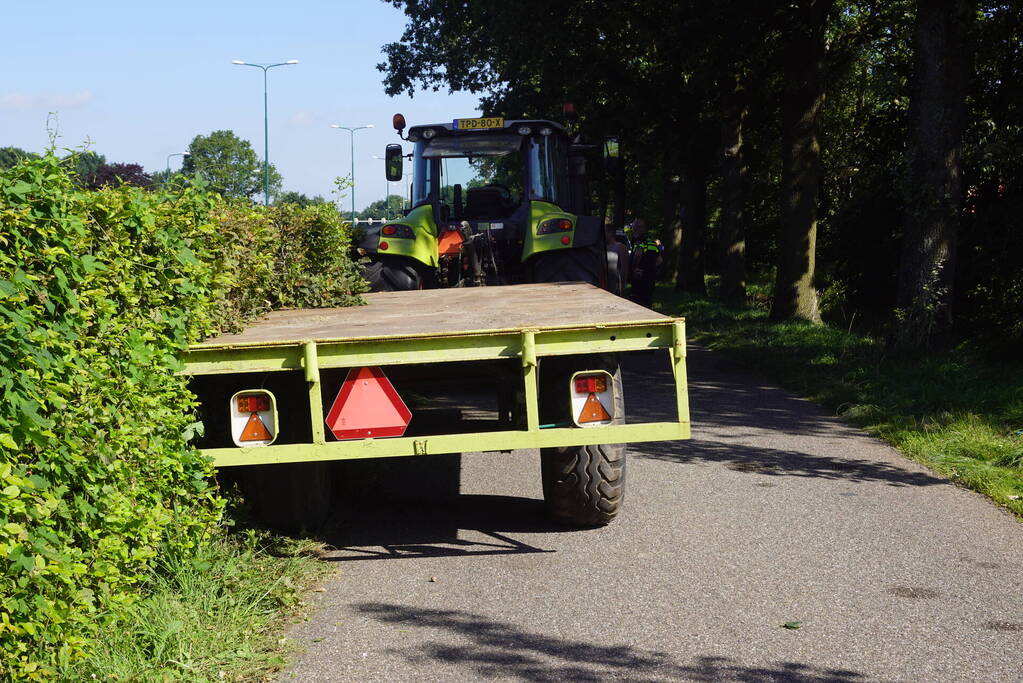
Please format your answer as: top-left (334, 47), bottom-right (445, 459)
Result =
top-left (183, 282), bottom-right (689, 524)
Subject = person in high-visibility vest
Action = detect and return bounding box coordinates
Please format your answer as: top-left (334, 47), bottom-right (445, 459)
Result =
top-left (627, 218), bottom-right (662, 307)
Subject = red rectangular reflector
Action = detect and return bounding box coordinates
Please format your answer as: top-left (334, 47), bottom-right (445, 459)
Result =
top-left (237, 394), bottom-right (271, 413)
top-left (574, 376), bottom-right (607, 394)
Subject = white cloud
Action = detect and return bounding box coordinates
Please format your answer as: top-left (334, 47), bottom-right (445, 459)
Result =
top-left (0, 90), bottom-right (94, 111)
top-left (289, 110), bottom-right (313, 126)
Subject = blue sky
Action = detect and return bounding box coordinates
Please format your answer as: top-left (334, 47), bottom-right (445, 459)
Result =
top-left (2, 0), bottom-right (480, 210)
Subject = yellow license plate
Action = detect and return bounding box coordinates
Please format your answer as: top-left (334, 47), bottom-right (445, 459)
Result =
top-left (454, 117), bottom-right (504, 130)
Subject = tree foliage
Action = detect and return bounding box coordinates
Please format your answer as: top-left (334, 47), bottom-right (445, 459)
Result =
top-left (358, 194), bottom-right (406, 220)
top-left (381, 0), bottom-right (1023, 349)
top-left (0, 147), bottom-right (39, 170)
top-left (181, 130), bottom-right (281, 199)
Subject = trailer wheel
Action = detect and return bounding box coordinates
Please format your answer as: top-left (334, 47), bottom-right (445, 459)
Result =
top-left (530, 243), bottom-right (605, 287)
top-left (540, 358), bottom-right (626, 526)
top-left (365, 256), bottom-right (422, 291)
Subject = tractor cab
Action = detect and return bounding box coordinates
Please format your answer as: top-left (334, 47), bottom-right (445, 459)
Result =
top-left (402, 118), bottom-right (570, 234)
top-left (371, 115), bottom-right (603, 289)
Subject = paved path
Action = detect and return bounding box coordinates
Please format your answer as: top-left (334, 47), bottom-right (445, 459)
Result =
top-left (279, 346), bottom-right (1022, 682)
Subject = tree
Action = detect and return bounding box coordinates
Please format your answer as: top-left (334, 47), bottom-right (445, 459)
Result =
top-left (358, 194), bottom-right (407, 220)
top-left (718, 74), bottom-right (750, 306)
top-left (181, 130), bottom-right (281, 199)
top-left (769, 0), bottom-right (835, 323)
top-left (276, 191), bottom-right (328, 208)
top-left (65, 150), bottom-right (106, 181)
top-left (82, 163), bottom-right (152, 190)
top-left (891, 0), bottom-right (975, 347)
top-left (0, 147), bottom-right (39, 169)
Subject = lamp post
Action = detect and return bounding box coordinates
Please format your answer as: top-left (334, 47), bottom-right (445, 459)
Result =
top-left (330, 124), bottom-right (374, 224)
top-left (231, 59), bottom-right (299, 206)
top-left (165, 152), bottom-right (186, 173)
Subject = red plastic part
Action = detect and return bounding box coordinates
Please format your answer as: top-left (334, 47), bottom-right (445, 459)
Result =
top-left (324, 366), bottom-right (412, 440)
top-left (561, 236), bottom-right (571, 245)
top-left (379, 241), bottom-right (389, 250)
top-left (237, 394), bottom-right (271, 413)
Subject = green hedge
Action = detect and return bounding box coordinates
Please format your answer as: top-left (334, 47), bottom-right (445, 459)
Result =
top-left (0, 155), bottom-right (364, 679)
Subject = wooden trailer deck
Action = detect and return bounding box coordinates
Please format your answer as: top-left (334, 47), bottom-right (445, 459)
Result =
top-left (193, 282), bottom-right (672, 349)
top-left (184, 283), bottom-right (690, 467)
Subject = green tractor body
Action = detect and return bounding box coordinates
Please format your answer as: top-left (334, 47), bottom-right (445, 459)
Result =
top-left (362, 116), bottom-right (605, 290)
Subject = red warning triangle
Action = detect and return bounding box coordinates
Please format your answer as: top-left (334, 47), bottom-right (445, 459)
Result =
top-left (578, 392), bottom-right (612, 424)
top-left (240, 412), bottom-right (273, 442)
top-left (325, 366), bottom-right (412, 440)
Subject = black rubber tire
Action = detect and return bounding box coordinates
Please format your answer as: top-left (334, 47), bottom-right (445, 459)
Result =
top-left (530, 242), bottom-right (605, 287)
top-left (540, 358), bottom-right (627, 527)
top-left (364, 256), bottom-right (422, 292)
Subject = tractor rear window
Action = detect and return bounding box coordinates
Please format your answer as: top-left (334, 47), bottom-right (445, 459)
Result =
top-left (422, 135), bottom-right (523, 158)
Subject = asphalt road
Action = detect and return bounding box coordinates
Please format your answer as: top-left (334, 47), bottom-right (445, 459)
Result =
top-left (278, 346), bottom-right (1023, 682)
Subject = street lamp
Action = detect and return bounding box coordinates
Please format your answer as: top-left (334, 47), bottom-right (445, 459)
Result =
top-left (330, 123), bottom-right (374, 224)
top-left (231, 59), bottom-right (299, 206)
top-left (166, 152), bottom-right (186, 173)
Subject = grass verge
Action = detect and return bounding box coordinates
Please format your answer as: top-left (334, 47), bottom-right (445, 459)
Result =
top-left (654, 284), bottom-right (1023, 517)
top-left (60, 529), bottom-right (331, 682)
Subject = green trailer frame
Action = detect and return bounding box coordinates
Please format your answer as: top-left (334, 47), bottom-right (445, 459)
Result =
top-left (183, 283), bottom-right (690, 467)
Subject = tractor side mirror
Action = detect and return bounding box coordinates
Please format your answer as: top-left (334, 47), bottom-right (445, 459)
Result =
top-left (603, 136), bottom-right (621, 174)
top-left (385, 144), bottom-right (403, 182)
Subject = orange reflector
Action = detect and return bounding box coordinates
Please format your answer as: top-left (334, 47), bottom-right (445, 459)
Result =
top-left (239, 412), bottom-right (273, 442)
top-left (578, 392), bottom-right (612, 424)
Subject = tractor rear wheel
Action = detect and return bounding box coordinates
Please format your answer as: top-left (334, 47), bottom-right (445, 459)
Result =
top-left (530, 243), bottom-right (605, 287)
top-left (539, 357), bottom-right (626, 526)
top-left (365, 256), bottom-right (422, 292)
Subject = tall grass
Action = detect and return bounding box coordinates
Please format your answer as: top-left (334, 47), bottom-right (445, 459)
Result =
top-left (656, 284), bottom-right (1023, 516)
top-left (61, 530), bottom-right (329, 682)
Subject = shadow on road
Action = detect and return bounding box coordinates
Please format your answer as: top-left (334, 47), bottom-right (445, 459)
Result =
top-left (633, 439), bottom-right (946, 488)
top-left (623, 348), bottom-right (944, 488)
top-left (622, 348), bottom-right (865, 440)
top-left (354, 602), bottom-right (871, 682)
top-left (320, 494), bottom-right (564, 562)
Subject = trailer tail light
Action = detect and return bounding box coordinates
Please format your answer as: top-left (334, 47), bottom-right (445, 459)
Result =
top-left (230, 390), bottom-right (278, 447)
top-left (570, 370), bottom-right (615, 427)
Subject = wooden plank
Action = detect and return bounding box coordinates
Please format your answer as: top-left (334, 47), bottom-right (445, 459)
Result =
top-left (193, 283), bottom-right (673, 349)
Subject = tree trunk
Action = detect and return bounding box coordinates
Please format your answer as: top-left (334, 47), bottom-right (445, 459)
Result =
top-left (675, 143), bottom-right (709, 295)
top-left (891, 0), bottom-right (973, 348)
top-left (770, 0), bottom-right (833, 323)
top-left (718, 73), bottom-right (749, 307)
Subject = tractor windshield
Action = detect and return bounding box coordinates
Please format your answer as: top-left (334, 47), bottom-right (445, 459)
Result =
top-left (412, 136), bottom-right (525, 215)
top-left (410, 131), bottom-right (569, 215)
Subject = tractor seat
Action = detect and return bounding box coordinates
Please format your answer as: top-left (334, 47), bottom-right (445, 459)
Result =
top-left (465, 186), bottom-right (511, 218)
